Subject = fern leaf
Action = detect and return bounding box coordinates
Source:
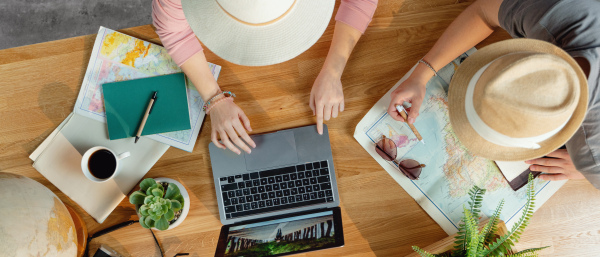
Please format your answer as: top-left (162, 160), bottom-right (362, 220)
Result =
top-left (483, 174), bottom-right (536, 256)
top-left (506, 246), bottom-right (550, 257)
top-left (476, 222), bottom-right (490, 255)
top-left (468, 186), bottom-right (486, 218)
top-left (412, 246), bottom-right (438, 257)
top-left (455, 186), bottom-right (486, 251)
top-left (463, 207), bottom-right (480, 257)
top-left (483, 199), bottom-right (504, 245)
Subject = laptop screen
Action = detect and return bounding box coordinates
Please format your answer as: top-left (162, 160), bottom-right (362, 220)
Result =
top-left (215, 208), bottom-right (344, 257)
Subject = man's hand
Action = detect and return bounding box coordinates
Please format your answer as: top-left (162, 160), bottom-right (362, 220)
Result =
top-left (310, 70), bottom-right (344, 135)
top-left (526, 149), bottom-right (585, 181)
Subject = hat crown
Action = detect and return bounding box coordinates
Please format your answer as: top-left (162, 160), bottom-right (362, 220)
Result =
top-left (216, 0), bottom-right (295, 24)
top-left (474, 52), bottom-right (580, 138)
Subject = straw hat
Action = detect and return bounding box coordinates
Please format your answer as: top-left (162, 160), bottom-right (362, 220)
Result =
top-left (180, 0), bottom-right (335, 66)
top-left (448, 39), bottom-right (588, 161)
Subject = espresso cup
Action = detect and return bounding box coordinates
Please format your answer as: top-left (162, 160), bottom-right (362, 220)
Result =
top-left (81, 146), bottom-right (130, 182)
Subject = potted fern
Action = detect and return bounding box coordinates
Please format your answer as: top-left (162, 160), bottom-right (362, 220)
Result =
top-left (129, 178), bottom-right (190, 231)
top-left (412, 174), bottom-right (549, 257)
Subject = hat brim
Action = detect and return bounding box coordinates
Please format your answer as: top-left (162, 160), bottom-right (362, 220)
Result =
top-left (181, 0), bottom-right (335, 66)
top-left (448, 39), bottom-right (588, 161)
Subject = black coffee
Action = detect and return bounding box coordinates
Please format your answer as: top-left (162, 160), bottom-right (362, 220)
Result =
top-left (88, 150), bottom-right (117, 179)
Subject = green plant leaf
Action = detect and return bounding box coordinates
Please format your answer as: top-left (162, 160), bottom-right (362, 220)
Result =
top-left (171, 199), bottom-right (182, 212)
top-left (462, 207), bottom-right (479, 257)
top-left (155, 216), bottom-right (169, 231)
top-left (129, 191), bottom-right (147, 205)
top-left (140, 218), bottom-right (150, 229)
top-left (454, 186), bottom-right (485, 252)
top-left (140, 206), bottom-right (149, 216)
top-left (506, 246), bottom-right (549, 257)
top-left (146, 184), bottom-right (156, 195)
top-left (152, 188), bottom-right (164, 197)
top-left (145, 216), bottom-right (155, 228)
top-left (144, 195), bottom-right (154, 204)
top-left (483, 199), bottom-right (504, 245)
top-left (174, 195), bottom-right (185, 206)
top-left (165, 209), bottom-right (175, 221)
top-left (165, 183), bottom-right (181, 200)
top-left (411, 246), bottom-right (438, 257)
top-left (151, 213), bottom-right (162, 221)
top-left (483, 174), bottom-right (537, 256)
top-left (140, 178), bottom-right (156, 192)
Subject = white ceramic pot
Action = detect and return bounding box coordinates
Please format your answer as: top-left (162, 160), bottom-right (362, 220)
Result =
top-left (137, 177), bottom-right (190, 231)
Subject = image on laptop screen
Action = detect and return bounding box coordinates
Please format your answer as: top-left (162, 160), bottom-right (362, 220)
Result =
top-left (223, 210), bottom-right (337, 256)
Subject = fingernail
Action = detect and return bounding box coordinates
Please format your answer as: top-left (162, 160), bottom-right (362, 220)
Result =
top-left (525, 160), bottom-right (531, 164)
top-left (248, 150), bottom-right (252, 154)
top-left (530, 165), bottom-right (536, 171)
top-left (409, 118), bottom-right (415, 124)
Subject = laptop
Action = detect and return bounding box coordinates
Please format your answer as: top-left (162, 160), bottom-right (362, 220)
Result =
top-left (209, 125), bottom-right (344, 256)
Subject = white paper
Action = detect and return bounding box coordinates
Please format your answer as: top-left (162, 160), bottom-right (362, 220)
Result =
top-left (32, 113), bottom-right (169, 223)
top-left (354, 49), bottom-right (565, 235)
top-left (75, 26), bottom-right (221, 152)
top-left (495, 161), bottom-right (532, 182)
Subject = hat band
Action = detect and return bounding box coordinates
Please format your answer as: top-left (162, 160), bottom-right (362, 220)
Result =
top-left (216, 0), bottom-right (297, 26)
top-left (465, 61), bottom-right (569, 149)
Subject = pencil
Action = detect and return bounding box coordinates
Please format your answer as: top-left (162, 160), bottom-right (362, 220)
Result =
top-left (395, 105), bottom-right (424, 144)
top-left (135, 91), bottom-right (158, 143)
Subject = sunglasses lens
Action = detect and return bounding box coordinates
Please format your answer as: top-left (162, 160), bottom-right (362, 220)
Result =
top-left (399, 159), bottom-right (422, 180)
top-left (375, 138), bottom-right (397, 161)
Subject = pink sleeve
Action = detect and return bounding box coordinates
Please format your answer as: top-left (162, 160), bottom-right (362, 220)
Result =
top-left (335, 0), bottom-right (378, 34)
top-left (152, 0), bottom-right (202, 66)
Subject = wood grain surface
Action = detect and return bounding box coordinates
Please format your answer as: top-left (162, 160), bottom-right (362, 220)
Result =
top-left (1, 1), bottom-right (599, 256)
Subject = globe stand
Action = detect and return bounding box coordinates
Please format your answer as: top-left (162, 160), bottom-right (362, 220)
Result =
top-left (66, 205), bottom-right (88, 257)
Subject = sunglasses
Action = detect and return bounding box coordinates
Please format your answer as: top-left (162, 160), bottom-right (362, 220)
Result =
top-left (375, 136), bottom-right (425, 180)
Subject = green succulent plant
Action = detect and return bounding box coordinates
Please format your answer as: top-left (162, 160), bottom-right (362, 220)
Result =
top-left (412, 173), bottom-right (549, 257)
top-left (129, 178), bottom-right (185, 231)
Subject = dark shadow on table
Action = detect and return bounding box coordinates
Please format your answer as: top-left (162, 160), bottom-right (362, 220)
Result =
top-left (21, 82), bottom-right (76, 155)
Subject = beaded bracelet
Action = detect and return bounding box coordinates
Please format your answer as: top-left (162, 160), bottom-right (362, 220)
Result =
top-left (202, 91), bottom-right (236, 112)
top-left (418, 58), bottom-right (439, 77)
top-left (205, 97), bottom-right (234, 115)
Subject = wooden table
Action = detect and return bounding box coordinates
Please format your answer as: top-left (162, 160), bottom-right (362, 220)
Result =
top-left (2, 1), bottom-right (600, 256)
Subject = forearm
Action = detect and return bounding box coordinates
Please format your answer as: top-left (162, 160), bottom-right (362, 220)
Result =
top-left (180, 51), bottom-right (221, 102)
top-left (321, 22), bottom-right (363, 78)
top-left (413, 0), bottom-right (500, 82)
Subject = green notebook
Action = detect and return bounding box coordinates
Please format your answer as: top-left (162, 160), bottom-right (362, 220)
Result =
top-left (102, 73), bottom-right (191, 140)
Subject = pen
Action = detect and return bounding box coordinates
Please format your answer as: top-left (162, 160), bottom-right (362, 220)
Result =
top-left (135, 91), bottom-right (157, 143)
top-left (395, 105), bottom-right (425, 144)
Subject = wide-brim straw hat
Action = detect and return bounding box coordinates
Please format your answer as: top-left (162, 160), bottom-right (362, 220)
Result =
top-left (448, 39), bottom-right (588, 161)
top-left (181, 0), bottom-right (335, 66)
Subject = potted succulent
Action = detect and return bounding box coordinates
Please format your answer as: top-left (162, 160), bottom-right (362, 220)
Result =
top-left (129, 177), bottom-right (190, 231)
top-left (412, 174), bottom-right (549, 257)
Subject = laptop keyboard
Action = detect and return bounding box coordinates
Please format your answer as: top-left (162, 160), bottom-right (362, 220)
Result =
top-left (219, 160), bottom-right (334, 219)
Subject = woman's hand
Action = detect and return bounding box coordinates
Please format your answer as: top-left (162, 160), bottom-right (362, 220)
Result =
top-left (526, 149), bottom-right (585, 181)
top-left (209, 100), bottom-right (256, 155)
top-left (387, 74), bottom-right (429, 124)
top-left (310, 70), bottom-right (344, 135)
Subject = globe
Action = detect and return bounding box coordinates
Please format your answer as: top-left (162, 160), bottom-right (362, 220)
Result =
top-left (0, 172), bottom-right (77, 256)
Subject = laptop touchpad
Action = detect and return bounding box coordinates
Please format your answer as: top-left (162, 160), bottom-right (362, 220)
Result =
top-left (245, 130), bottom-right (298, 171)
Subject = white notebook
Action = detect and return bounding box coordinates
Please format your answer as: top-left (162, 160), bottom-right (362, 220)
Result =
top-left (30, 113), bottom-right (169, 223)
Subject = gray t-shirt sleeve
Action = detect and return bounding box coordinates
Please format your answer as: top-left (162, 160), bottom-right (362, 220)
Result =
top-left (499, 0), bottom-right (600, 188)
